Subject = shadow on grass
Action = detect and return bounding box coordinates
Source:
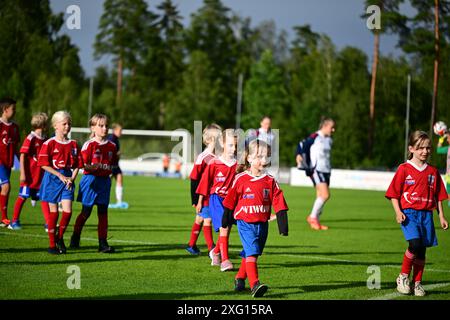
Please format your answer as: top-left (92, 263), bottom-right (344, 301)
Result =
top-left (260, 260), bottom-right (403, 269)
top-left (62, 290), bottom-right (238, 300)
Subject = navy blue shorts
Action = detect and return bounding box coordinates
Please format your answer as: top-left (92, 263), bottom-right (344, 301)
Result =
top-left (209, 194), bottom-right (224, 232)
top-left (112, 166), bottom-right (122, 176)
top-left (310, 170), bottom-right (330, 186)
top-left (237, 220), bottom-right (269, 257)
top-left (401, 209), bottom-right (437, 247)
top-left (40, 169), bottom-right (75, 204)
top-left (0, 165), bottom-right (11, 186)
top-left (18, 186), bottom-right (40, 201)
top-left (77, 175), bottom-right (111, 207)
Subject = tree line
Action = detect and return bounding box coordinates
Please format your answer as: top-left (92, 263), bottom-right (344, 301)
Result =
top-left (1, 0), bottom-right (449, 170)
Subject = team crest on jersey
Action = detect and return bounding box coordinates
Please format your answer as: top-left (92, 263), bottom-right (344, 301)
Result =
top-left (263, 189), bottom-right (270, 199)
top-left (405, 175), bottom-right (415, 186)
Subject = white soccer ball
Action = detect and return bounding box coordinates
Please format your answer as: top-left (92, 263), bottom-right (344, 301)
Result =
top-left (433, 121), bottom-right (448, 137)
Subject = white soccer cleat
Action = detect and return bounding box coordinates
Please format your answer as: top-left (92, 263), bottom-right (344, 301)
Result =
top-left (209, 249), bottom-right (221, 266)
top-left (396, 274), bottom-right (411, 295)
top-left (414, 282), bottom-right (426, 296)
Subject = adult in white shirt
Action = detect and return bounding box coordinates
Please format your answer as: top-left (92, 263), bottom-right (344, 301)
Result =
top-left (296, 118), bottom-right (335, 230)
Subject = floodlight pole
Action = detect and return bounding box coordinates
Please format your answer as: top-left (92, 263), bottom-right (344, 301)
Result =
top-left (236, 73), bottom-right (243, 129)
top-left (404, 74), bottom-right (411, 161)
top-left (88, 77), bottom-right (94, 125)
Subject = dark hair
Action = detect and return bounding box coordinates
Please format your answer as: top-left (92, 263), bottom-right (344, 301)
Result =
top-left (0, 97), bottom-right (16, 113)
top-left (407, 130), bottom-right (430, 160)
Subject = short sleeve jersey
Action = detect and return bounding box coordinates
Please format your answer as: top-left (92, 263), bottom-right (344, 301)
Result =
top-left (37, 137), bottom-right (81, 170)
top-left (81, 139), bottom-right (118, 176)
top-left (20, 132), bottom-right (46, 188)
top-left (196, 157), bottom-right (237, 199)
top-left (0, 119), bottom-right (20, 168)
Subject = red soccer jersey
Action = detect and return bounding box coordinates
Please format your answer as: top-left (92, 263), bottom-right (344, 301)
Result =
top-left (0, 119), bottom-right (20, 168)
top-left (20, 132), bottom-right (46, 188)
top-left (196, 157), bottom-right (237, 199)
top-left (190, 149), bottom-right (216, 180)
top-left (37, 137), bottom-right (81, 170)
top-left (81, 139), bottom-right (118, 177)
top-left (385, 161), bottom-right (448, 211)
top-left (223, 172), bottom-right (289, 223)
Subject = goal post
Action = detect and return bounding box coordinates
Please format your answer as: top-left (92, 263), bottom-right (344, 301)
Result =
top-left (69, 127), bottom-right (191, 178)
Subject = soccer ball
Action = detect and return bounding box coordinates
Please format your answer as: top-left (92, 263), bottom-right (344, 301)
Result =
top-left (433, 121), bottom-right (448, 137)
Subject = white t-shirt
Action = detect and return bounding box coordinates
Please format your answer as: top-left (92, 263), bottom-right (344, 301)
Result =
top-left (310, 131), bottom-right (332, 173)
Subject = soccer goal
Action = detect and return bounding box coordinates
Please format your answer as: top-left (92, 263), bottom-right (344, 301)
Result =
top-left (70, 127), bottom-right (192, 178)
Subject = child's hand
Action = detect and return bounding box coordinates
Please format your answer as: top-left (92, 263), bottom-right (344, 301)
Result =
top-left (269, 214), bottom-right (277, 222)
top-left (396, 212), bottom-right (406, 224)
top-left (440, 217), bottom-right (449, 230)
top-left (196, 202), bottom-right (202, 214)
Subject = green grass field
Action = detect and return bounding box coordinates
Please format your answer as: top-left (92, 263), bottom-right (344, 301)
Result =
top-left (1, 172), bottom-right (449, 300)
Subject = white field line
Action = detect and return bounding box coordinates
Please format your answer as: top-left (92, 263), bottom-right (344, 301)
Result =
top-left (2, 230), bottom-right (450, 274)
top-left (368, 282), bottom-right (450, 300)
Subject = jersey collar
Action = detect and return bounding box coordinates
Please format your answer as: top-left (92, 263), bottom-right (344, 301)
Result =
top-left (407, 160), bottom-right (428, 172)
top-left (219, 156), bottom-right (236, 167)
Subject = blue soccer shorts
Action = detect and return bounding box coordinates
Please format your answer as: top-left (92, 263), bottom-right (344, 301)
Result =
top-left (237, 220), bottom-right (269, 257)
top-left (40, 169), bottom-right (75, 204)
top-left (197, 206), bottom-right (211, 219)
top-left (401, 209), bottom-right (438, 247)
top-left (209, 194), bottom-right (225, 232)
top-left (77, 174), bottom-right (111, 207)
top-left (18, 186), bottom-right (40, 201)
top-left (0, 165), bottom-right (12, 186)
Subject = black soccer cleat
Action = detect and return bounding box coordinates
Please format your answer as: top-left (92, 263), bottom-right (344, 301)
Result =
top-left (234, 278), bottom-right (246, 292)
top-left (251, 281), bottom-right (268, 298)
top-left (69, 234), bottom-right (80, 249)
top-left (48, 247), bottom-right (61, 255)
top-left (56, 238), bottom-right (67, 254)
top-left (98, 239), bottom-right (115, 253)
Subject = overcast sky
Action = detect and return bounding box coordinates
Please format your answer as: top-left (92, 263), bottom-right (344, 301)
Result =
top-left (50, 0), bottom-right (414, 76)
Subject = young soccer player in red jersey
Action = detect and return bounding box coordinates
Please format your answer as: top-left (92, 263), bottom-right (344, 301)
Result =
top-left (386, 131), bottom-right (448, 296)
top-left (70, 114), bottom-right (118, 253)
top-left (222, 139), bottom-right (288, 298)
top-left (185, 123), bottom-right (222, 255)
top-left (0, 98), bottom-right (20, 228)
top-left (197, 129), bottom-right (237, 271)
top-left (9, 113), bottom-right (50, 230)
top-left (38, 111), bottom-right (81, 254)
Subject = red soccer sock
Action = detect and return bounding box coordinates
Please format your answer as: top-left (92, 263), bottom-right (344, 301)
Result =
top-left (0, 194), bottom-right (9, 220)
top-left (188, 222), bottom-right (202, 247)
top-left (401, 249), bottom-right (415, 276)
top-left (213, 236), bottom-right (221, 254)
top-left (219, 236), bottom-right (229, 261)
top-left (73, 212), bottom-right (89, 236)
top-left (98, 212), bottom-right (108, 240)
top-left (246, 256), bottom-right (259, 289)
top-left (58, 211), bottom-right (72, 240)
top-left (12, 197), bottom-right (26, 222)
top-left (236, 258), bottom-right (247, 280)
top-left (203, 225), bottom-right (214, 251)
top-left (48, 211), bottom-right (59, 248)
top-left (40, 201), bottom-right (50, 225)
top-left (413, 259), bottom-right (426, 283)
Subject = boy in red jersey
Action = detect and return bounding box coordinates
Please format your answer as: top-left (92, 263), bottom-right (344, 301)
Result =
top-left (9, 113), bottom-right (50, 230)
top-left (197, 129), bottom-right (237, 271)
top-left (222, 139), bottom-right (288, 298)
top-left (386, 131), bottom-right (448, 296)
top-left (0, 98), bottom-right (20, 227)
top-left (38, 111), bottom-right (81, 254)
top-left (70, 114), bottom-right (117, 253)
top-left (185, 123), bottom-right (222, 255)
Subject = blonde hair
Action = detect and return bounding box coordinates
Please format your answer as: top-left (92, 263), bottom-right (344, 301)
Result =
top-left (89, 113), bottom-right (109, 138)
top-left (51, 111), bottom-right (71, 127)
top-left (203, 123), bottom-right (222, 146)
top-left (407, 130), bottom-right (430, 160)
top-left (237, 139), bottom-right (271, 173)
top-left (31, 112), bottom-right (49, 130)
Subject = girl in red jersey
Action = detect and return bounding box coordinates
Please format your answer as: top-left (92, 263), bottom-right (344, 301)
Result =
top-left (386, 131), bottom-right (448, 296)
top-left (70, 114), bottom-right (118, 253)
top-left (9, 113), bottom-right (50, 230)
top-left (222, 139), bottom-right (288, 298)
top-left (185, 123), bottom-right (222, 255)
top-left (38, 111), bottom-right (81, 254)
top-left (197, 129), bottom-right (237, 271)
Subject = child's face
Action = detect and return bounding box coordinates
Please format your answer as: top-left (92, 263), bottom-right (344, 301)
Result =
top-left (54, 118), bottom-right (71, 137)
top-left (223, 136), bottom-right (236, 158)
top-left (409, 139), bottom-right (431, 162)
top-left (114, 127), bottom-right (122, 137)
top-left (247, 147), bottom-right (270, 171)
top-left (2, 105), bottom-right (16, 119)
top-left (92, 119), bottom-right (108, 139)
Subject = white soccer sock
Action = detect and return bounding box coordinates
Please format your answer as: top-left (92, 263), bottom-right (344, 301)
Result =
top-left (309, 197), bottom-right (325, 219)
top-left (116, 186), bottom-right (123, 204)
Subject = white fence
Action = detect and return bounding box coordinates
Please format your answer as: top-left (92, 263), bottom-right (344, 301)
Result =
top-left (290, 168), bottom-right (447, 192)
